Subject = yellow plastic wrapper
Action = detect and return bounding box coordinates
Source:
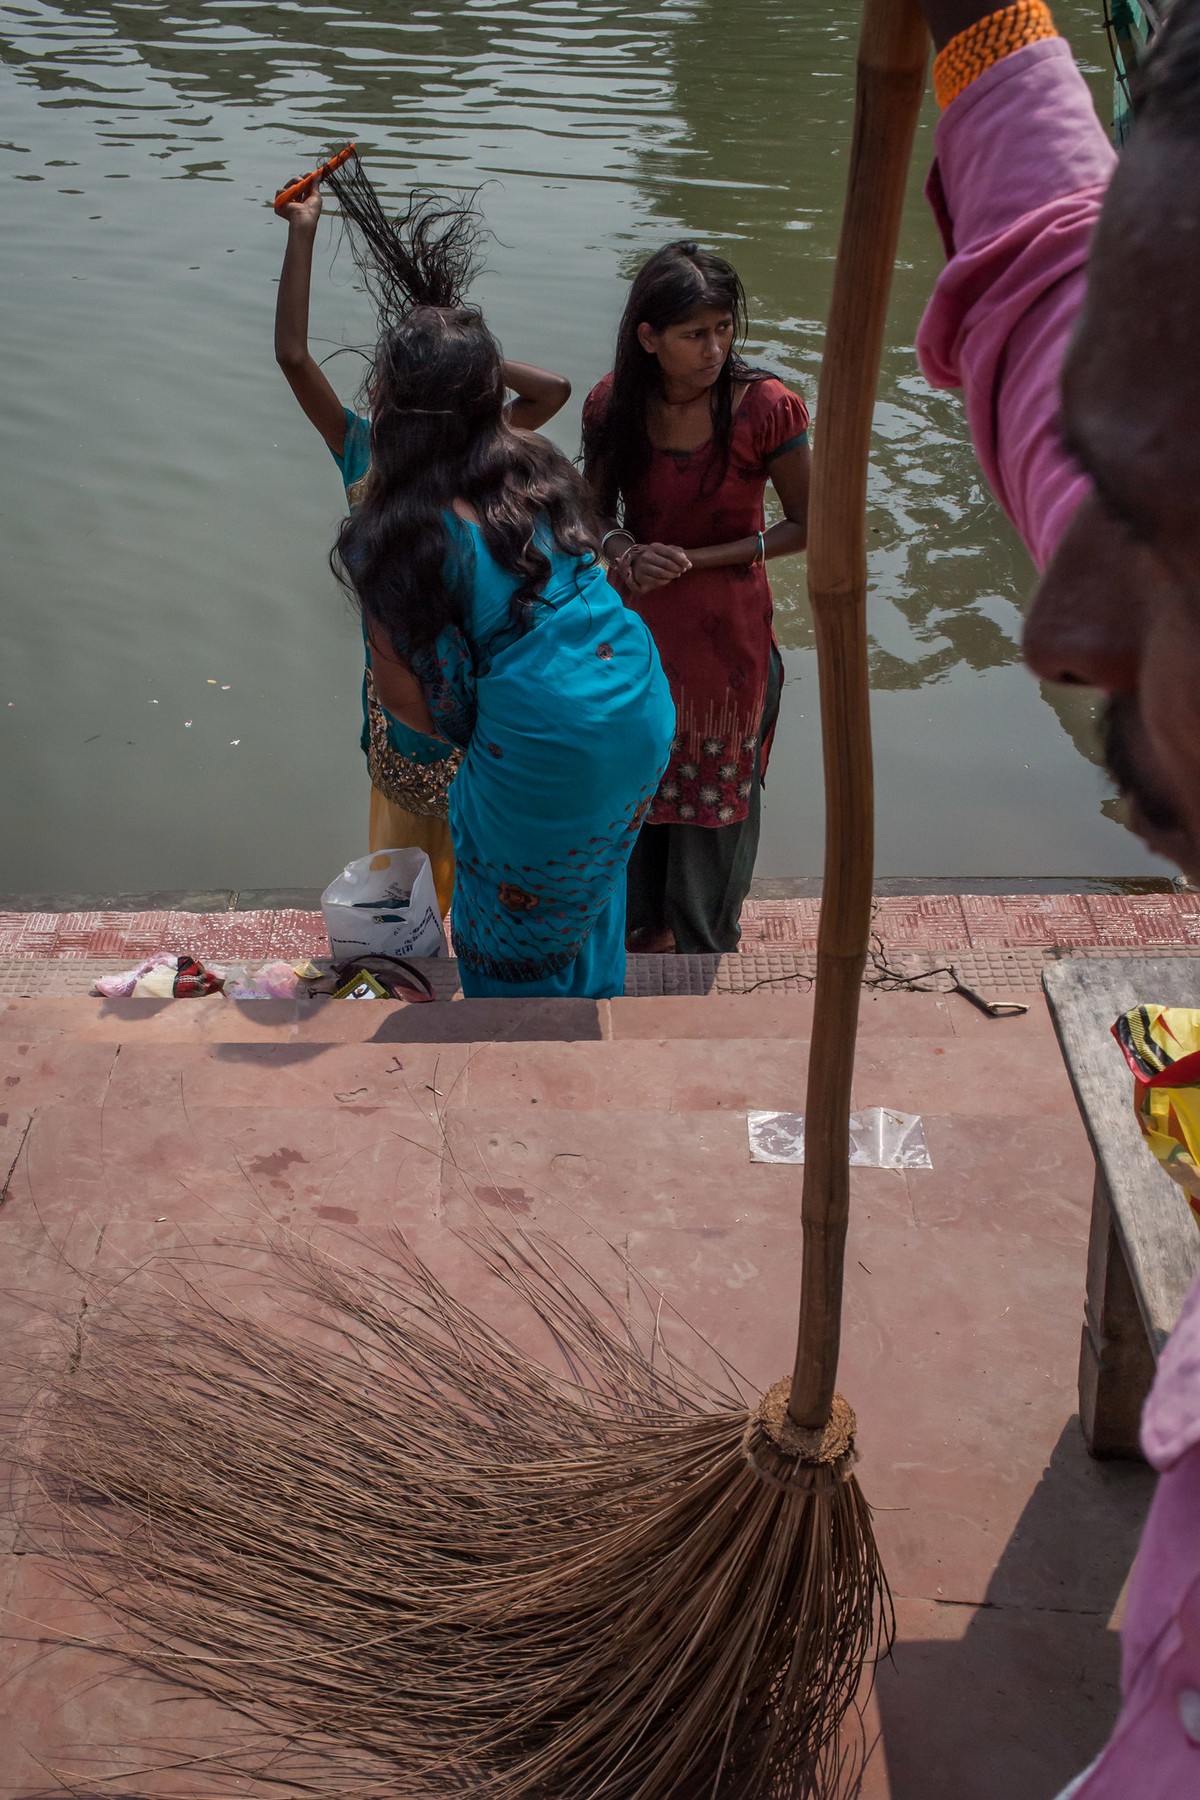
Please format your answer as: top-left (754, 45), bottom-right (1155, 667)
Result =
top-left (1113, 1005), bottom-right (1200, 1228)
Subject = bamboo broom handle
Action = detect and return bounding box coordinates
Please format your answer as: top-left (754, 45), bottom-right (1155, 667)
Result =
top-left (788, 0), bottom-right (929, 1431)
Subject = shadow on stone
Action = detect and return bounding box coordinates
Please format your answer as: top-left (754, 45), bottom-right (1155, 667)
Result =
top-left (366, 999), bottom-right (606, 1044)
top-left (872, 1420), bottom-right (1152, 1798)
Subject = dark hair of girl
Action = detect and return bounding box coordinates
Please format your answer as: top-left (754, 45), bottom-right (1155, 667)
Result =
top-left (326, 160), bottom-right (597, 659)
top-left (583, 240), bottom-right (769, 521)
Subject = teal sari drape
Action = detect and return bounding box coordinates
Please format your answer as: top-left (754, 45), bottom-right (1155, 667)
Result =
top-left (415, 519), bottom-right (673, 998)
top-left (333, 409), bottom-right (673, 998)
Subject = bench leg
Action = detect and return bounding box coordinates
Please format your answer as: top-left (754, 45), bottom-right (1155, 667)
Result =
top-left (1079, 1169), bottom-right (1156, 1459)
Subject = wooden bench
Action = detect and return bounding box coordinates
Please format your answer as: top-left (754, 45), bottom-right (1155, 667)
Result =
top-left (1043, 956), bottom-right (1200, 1457)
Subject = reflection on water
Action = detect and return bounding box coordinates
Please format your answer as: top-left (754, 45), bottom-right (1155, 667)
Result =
top-left (0, 0), bottom-right (1171, 889)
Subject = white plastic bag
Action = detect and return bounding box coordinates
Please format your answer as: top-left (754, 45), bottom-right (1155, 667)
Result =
top-left (321, 848), bottom-right (447, 961)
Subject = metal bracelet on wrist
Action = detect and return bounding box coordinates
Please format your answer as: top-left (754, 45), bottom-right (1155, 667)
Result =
top-left (600, 528), bottom-right (634, 562)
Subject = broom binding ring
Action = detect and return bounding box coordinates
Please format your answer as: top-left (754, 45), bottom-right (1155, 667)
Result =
top-left (742, 1381), bottom-right (860, 1491)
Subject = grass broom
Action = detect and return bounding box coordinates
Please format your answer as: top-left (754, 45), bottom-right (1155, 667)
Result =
top-left (18, 3), bottom-right (929, 1795)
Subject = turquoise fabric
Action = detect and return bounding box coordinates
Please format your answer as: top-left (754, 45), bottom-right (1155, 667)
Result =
top-left (332, 406), bottom-right (371, 490)
top-left (420, 518), bottom-right (674, 998)
top-left (331, 410), bottom-right (674, 998)
top-left (330, 410), bottom-right (457, 770)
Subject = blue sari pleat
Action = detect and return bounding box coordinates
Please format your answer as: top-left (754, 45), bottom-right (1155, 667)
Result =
top-left (425, 524), bottom-right (674, 998)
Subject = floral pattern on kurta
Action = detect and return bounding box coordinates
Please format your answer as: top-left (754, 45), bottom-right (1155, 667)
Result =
top-left (584, 374), bottom-right (809, 828)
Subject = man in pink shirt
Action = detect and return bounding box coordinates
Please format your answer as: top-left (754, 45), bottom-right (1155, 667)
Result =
top-left (911, 1), bottom-right (1200, 1791)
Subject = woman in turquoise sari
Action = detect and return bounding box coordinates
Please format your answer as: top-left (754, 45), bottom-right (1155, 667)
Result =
top-left (327, 181), bottom-right (674, 998)
top-left (274, 179), bottom-right (572, 921)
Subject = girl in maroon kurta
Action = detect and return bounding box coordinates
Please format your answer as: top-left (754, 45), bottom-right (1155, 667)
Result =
top-left (583, 241), bottom-right (810, 953)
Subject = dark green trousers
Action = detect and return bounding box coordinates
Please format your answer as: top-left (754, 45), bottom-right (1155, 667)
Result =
top-left (626, 649), bottom-right (782, 955)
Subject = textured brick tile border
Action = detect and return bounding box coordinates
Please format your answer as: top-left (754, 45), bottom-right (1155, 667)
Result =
top-left (3, 944), bottom-right (1188, 1000)
top-left (0, 910), bottom-right (331, 963)
top-left (2, 893), bottom-right (1200, 965)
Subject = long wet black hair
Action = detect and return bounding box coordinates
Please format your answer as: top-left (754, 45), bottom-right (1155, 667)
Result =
top-left (583, 240), bottom-right (769, 521)
top-left (326, 162), bottom-right (598, 658)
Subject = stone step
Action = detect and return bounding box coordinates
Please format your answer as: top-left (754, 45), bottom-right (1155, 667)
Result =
top-left (0, 1087), bottom-right (1091, 1282)
top-left (0, 986), bottom-right (1058, 1049)
top-left (0, 1004), bottom-right (1071, 1118)
top-left (0, 945), bottom-right (1067, 1005)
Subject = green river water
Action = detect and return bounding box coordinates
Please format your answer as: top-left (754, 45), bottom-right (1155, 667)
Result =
top-left (0, 0), bottom-right (1170, 894)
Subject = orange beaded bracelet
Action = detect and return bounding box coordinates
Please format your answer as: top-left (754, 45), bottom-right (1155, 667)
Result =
top-left (933, 1), bottom-right (1058, 110)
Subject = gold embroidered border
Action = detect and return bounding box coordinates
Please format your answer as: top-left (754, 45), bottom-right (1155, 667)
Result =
top-left (365, 673), bottom-right (461, 819)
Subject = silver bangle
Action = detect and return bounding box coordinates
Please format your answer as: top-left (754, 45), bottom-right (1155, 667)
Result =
top-left (601, 528), bottom-right (634, 560)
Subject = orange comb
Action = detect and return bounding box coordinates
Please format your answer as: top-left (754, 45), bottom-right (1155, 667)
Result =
top-left (273, 143), bottom-right (356, 213)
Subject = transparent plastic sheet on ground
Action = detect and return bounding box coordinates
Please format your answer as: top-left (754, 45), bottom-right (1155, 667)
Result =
top-left (747, 1107), bottom-right (932, 1169)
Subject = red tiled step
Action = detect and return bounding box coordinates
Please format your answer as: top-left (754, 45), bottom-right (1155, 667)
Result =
top-left (2, 892), bottom-right (1199, 963)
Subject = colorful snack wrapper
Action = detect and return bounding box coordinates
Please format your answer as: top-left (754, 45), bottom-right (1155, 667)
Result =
top-left (1113, 1004), bottom-right (1200, 1227)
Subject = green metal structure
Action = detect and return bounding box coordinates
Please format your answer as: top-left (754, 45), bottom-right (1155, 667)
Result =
top-left (1105, 0), bottom-right (1160, 141)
